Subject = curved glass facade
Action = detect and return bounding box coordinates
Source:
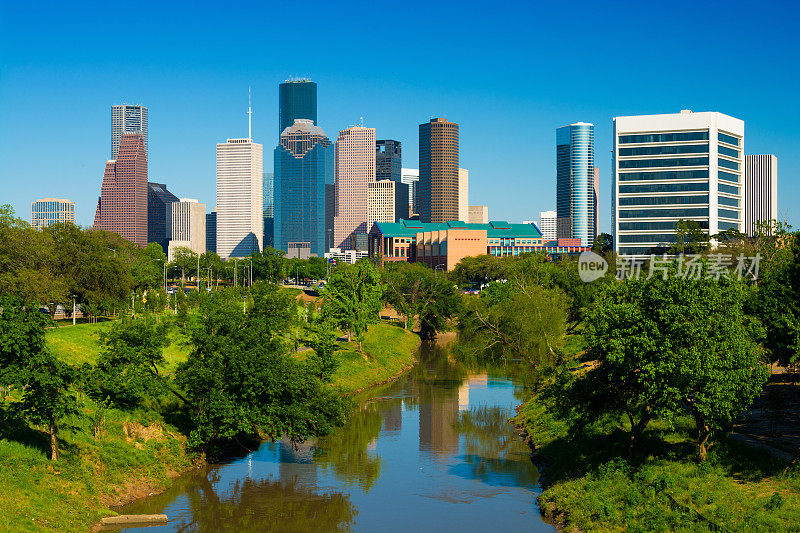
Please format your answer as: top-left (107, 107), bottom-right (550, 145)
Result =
top-left (556, 123), bottom-right (594, 246)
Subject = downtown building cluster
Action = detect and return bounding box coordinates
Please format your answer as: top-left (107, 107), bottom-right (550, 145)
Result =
top-left (37, 88), bottom-right (780, 270)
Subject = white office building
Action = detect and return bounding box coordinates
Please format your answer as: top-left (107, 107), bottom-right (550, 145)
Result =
top-left (111, 105), bottom-right (148, 160)
top-left (538, 210), bottom-right (557, 240)
top-left (613, 110), bottom-right (744, 255)
top-left (468, 205), bottom-right (489, 224)
top-left (367, 179), bottom-right (396, 232)
top-left (401, 168), bottom-right (419, 216)
top-left (168, 198), bottom-right (206, 260)
top-left (216, 138), bottom-right (264, 259)
top-left (744, 155), bottom-right (778, 236)
top-left (458, 168), bottom-right (469, 222)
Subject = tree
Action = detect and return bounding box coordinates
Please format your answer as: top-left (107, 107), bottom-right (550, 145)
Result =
top-left (449, 254), bottom-right (511, 289)
top-left (0, 299), bottom-right (75, 460)
top-left (176, 286), bottom-right (347, 449)
top-left (172, 247), bottom-right (198, 287)
top-left (669, 219), bottom-right (710, 254)
top-left (579, 268), bottom-right (769, 460)
top-left (91, 317), bottom-right (172, 408)
top-left (251, 247), bottom-right (287, 283)
top-left (321, 260), bottom-right (382, 351)
top-left (591, 232), bottom-right (614, 255)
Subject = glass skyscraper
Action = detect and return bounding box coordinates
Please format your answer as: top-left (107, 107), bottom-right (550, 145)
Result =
top-left (112, 105), bottom-right (148, 160)
top-left (263, 172), bottom-right (274, 248)
top-left (279, 79), bottom-right (317, 135)
top-left (274, 119), bottom-right (333, 256)
top-left (556, 122), bottom-right (595, 246)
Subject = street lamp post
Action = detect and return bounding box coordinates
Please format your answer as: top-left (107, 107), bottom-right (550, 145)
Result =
top-left (72, 294), bottom-right (77, 326)
top-left (131, 292), bottom-right (135, 319)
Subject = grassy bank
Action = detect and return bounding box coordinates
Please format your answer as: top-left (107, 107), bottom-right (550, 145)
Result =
top-left (0, 397), bottom-right (194, 532)
top-left (513, 389), bottom-right (800, 531)
top-left (332, 322), bottom-right (421, 394)
top-left (46, 320), bottom-right (191, 371)
top-left (5, 318), bottom-right (418, 532)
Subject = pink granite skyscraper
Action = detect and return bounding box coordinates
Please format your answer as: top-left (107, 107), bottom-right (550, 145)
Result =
top-left (333, 125), bottom-right (376, 250)
top-left (94, 133), bottom-right (148, 245)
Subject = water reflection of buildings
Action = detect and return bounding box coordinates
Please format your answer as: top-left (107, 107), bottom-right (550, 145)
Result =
top-left (277, 439), bottom-right (318, 486)
top-left (458, 373), bottom-right (488, 412)
top-left (381, 398), bottom-right (403, 432)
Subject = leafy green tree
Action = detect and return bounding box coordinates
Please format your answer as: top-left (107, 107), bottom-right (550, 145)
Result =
top-left (91, 317), bottom-right (171, 408)
top-left (449, 254), bottom-right (511, 289)
top-left (321, 260), bottom-right (382, 350)
top-left (177, 286), bottom-right (347, 449)
top-left (171, 247), bottom-right (198, 287)
top-left (591, 233), bottom-right (614, 255)
top-left (579, 268), bottom-right (769, 460)
top-left (669, 219), bottom-right (710, 254)
top-left (18, 351), bottom-right (76, 461)
top-left (0, 299), bottom-right (75, 460)
top-left (200, 251), bottom-right (224, 288)
top-left (251, 247), bottom-right (287, 283)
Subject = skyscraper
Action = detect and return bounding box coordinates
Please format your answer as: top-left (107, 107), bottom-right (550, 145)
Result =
top-left (263, 172), bottom-right (274, 248)
top-left (419, 118), bottom-right (459, 223)
top-left (613, 110), bottom-right (744, 255)
top-left (147, 182), bottom-right (178, 252)
top-left (744, 155), bottom-right (778, 236)
top-left (368, 179), bottom-right (397, 233)
top-left (556, 122), bottom-right (595, 246)
top-left (111, 105), bottom-right (148, 160)
top-left (467, 205), bottom-right (488, 224)
top-left (593, 167), bottom-right (599, 240)
top-left (458, 168), bottom-right (469, 222)
top-left (274, 119), bottom-right (333, 256)
top-left (377, 140), bottom-right (409, 221)
top-left (334, 125), bottom-right (376, 250)
top-left (216, 137), bottom-right (264, 259)
top-left (279, 79), bottom-right (317, 135)
top-left (168, 198), bottom-right (206, 260)
top-left (94, 133), bottom-right (148, 245)
top-left (31, 198), bottom-right (75, 230)
top-left (401, 168), bottom-right (419, 216)
top-left (538, 210), bottom-right (557, 240)
top-left (206, 212), bottom-right (217, 254)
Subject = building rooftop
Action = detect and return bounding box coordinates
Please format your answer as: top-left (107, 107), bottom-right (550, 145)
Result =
top-left (372, 219), bottom-right (543, 239)
top-left (281, 118), bottom-right (328, 138)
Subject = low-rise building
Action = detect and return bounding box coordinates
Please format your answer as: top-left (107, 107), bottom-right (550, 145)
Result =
top-left (368, 219), bottom-right (589, 270)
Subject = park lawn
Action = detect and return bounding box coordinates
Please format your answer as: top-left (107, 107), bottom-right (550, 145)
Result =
top-left (0, 397), bottom-right (194, 532)
top-left (46, 320), bottom-right (191, 372)
top-left (332, 322), bottom-right (421, 394)
top-left (513, 392), bottom-right (800, 532)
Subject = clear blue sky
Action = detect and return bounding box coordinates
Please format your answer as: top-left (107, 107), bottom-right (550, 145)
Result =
top-left (2, 0), bottom-right (798, 232)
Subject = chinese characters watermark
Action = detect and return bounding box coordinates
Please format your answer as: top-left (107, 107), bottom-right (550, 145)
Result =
top-left (614, 253), bottom-right (761, 281)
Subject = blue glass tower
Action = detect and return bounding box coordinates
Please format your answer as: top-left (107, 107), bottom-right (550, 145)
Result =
top-left (279, 79), bottom-right (317, 135)
top-left (556, 122), bottom-right (595, 246)
top-left (274, 119), bottom-right (333, 256)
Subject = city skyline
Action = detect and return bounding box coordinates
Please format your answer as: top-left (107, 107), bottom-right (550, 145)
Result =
top-left (1, 2), bottom-right (798, 233)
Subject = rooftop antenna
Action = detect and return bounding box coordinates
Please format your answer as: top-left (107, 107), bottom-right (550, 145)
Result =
top-left (360, 116), bottom-right (364, 127)
top-left (248, 86), bottom-right (253, 141)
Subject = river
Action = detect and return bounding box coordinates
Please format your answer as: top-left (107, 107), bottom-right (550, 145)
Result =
top-left (111, 339), bottom-right (553, 532)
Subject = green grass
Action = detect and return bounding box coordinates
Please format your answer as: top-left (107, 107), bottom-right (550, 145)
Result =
top-left (46, 320), bottom-right (191, 372)
top-left (331, 322), bottom-right (421, 394)
top-left (0, 398), bottom-right (193, 532)
top-left (513, 392), bottom-right (800, 532)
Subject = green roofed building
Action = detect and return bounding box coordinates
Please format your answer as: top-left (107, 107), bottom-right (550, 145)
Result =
top-left (368, 219), bottom-right (589, 270)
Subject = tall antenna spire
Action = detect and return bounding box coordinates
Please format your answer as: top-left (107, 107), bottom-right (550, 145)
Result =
top-left (248, 86), bottom-right (253, 141)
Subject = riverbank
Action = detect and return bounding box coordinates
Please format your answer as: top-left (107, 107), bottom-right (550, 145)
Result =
top-left (512, 391), bottom-right (800, 531)
top-left (3, 320), bottom-right (420, 532)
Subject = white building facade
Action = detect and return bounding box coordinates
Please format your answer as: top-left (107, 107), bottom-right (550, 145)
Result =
top-left (367, 179), bottom-right (396, 233)
top-left (111, 105), bottom-right (148, 159)
top-left (538, 210), bottom-right (557, 240)
top-left (401, 168), bottom-right (419, 216)
top-left (743, 155), bottom-right (778, 236)
top-left (458, 168), bottom-right (469, 222)
top-left (468, 205), bottom-right (488, 224)
top-left (168, 198), bottom-right (206, 260)
top-left (216, 138), bottom-right (264, 259)
top-left (31, 198), bottom-right (75, 230)
top-left (613, 111), bottom-right (744, 255)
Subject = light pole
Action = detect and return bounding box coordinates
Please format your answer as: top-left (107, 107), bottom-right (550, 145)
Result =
top-left (131, 291), bottom-right (135, 318)
top-left (72, 294), bottom-right (77, 326)
top-left (243, 295), bottom-right (247, 313)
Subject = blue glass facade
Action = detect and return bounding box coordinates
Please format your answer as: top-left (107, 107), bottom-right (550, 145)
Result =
top-left (273, 123), bottom-right (333, 257)
top-left (279, 80), bottom-right (317, 135)
top-left (556, 123), bottom-right (595, 246)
